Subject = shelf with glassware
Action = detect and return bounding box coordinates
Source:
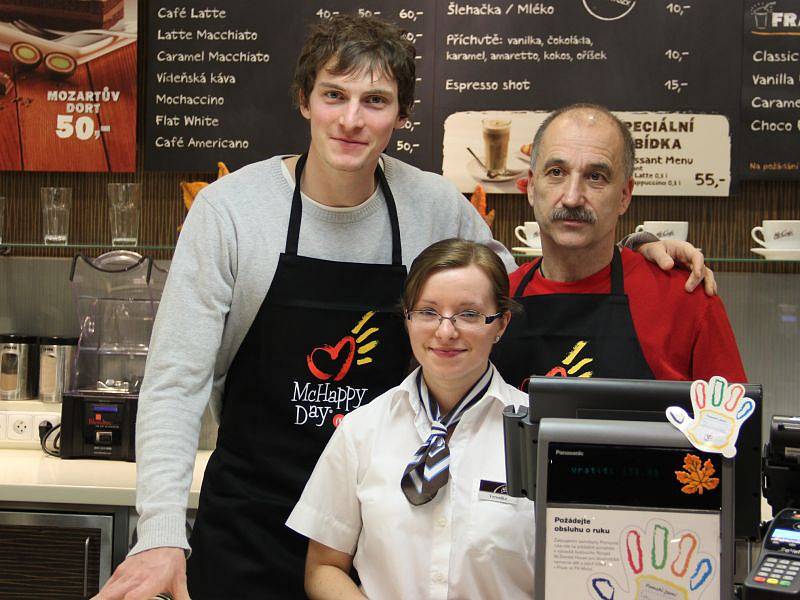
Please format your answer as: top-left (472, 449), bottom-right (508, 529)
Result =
top-left (510, 219), bottom-right (800, 266)
top-left (0, 183), bottom-right (153, 256)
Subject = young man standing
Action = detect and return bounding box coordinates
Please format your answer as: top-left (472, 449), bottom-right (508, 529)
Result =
top-left (96, 20), bottom-right (709, 600)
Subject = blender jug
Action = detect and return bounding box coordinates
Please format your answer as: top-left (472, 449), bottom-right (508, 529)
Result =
top-left (68, 251), bottom-right (166, 396)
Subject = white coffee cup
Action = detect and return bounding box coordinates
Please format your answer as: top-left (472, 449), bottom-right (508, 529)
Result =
top-left (634, 221), bottom-right (689, 241)
top-left (514, 221), bottom-right (541, 248)
top-left (751, 220), bottom-right (800, 249)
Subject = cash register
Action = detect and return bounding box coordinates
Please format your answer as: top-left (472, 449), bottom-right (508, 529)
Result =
top-left (503, 376), bottom-right (764, 599)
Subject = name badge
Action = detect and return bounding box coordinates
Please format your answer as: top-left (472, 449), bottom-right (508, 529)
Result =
top-left (478, 479), bottom-right (518, 505)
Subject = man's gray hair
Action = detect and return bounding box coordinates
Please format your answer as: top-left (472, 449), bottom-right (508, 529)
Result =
top-left (529, 103), bottom-right (635, 180)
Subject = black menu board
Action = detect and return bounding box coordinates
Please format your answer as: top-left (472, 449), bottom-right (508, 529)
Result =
top-left (144, 1), bottom-right (433, 171)
top-left (741, 0), bottom-right (800, 180)
top-left (144, 0), bottom-right (741, 195)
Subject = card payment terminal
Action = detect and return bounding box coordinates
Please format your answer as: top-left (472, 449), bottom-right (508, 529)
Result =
top-left (745, 509), bottom-right (800, 598)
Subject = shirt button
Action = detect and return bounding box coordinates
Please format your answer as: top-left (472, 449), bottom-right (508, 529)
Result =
top-left (432, 572), bottom-right (445, 583)
top-left (437, 517), bottom-right (447, 527)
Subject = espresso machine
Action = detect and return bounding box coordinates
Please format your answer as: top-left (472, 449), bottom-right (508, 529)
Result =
top-left (60, 251), bottom-right (167, 460)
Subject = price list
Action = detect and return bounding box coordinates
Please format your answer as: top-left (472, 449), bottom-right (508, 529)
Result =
top-left (143, 0), bottom-right (743, 194)
top-left (434, 0), bottom-right (740, 195)
top-left (741, 0), bottom-right (800, 180)
top-left (144, 1), bottom-right (433, 171)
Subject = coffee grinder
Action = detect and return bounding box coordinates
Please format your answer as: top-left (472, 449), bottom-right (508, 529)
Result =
top-left (60, 251), bottom-right (167, 461)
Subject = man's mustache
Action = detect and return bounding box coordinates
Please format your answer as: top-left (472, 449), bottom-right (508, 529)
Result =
top-left (550, 206), bottom-right (597, 224)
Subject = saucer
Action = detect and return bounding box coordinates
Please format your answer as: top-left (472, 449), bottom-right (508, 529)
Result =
top-left (467, 157), bottom-right (525, 182)
top-left (751, 247), bottom-right (800, 260)
top-left (512, 246), bottom-right (543, 256)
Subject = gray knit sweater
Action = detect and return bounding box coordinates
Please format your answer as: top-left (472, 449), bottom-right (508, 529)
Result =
top-left (131, 155), bottom-right (516, 554)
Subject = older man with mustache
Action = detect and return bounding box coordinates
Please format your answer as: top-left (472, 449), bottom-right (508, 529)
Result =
top-left (492, 103), bottom-right (746, 386)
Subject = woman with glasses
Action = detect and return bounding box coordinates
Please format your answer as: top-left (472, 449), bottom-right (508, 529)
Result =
top-left (286, 238), bottom-right (534, 599)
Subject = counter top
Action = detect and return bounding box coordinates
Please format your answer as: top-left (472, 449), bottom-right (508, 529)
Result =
top-left (0, 449), bottom-right (210, 508)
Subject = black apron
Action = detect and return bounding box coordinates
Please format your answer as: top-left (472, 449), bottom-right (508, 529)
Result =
top-left (187, 155), bottom-right (411, 599)
top-left (492, 247), bottom-right (654, 388)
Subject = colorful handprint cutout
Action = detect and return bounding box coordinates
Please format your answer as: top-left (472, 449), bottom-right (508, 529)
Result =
top-left (589, 521), bottom-right (715, 599)
top-left (666, 376), bottom-right (755, 458)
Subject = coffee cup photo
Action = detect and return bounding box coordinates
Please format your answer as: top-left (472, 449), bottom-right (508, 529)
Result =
top-left (634, 221), bottom-right (689, 241)
top-left (514, 221), bottom-right (541, 248)
top-left (751, 220), bottom-right (800, 249)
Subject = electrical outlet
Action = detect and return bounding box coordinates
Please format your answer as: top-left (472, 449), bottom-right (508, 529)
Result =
top-left (32, 413), bottom-right (61, 442)
top-left (0, 414), bottom-right (6, 440)
top-left (7, 413), bottom-right (34, 441)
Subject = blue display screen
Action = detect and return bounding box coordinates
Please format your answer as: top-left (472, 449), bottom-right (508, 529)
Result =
top-left (771, 528), bottom-right (800, 543)
top-left (92, 405), bottom-right (119, 413)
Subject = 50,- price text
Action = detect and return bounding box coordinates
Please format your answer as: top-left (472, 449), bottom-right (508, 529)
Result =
top-left (55, 115), bottom-right (110, 140)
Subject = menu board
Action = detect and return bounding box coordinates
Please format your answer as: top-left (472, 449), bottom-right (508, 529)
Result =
top-left (741, 0), bottom-right (800, 180)
top-left (436, 0), bottom-right (740, 196)
top-left (0, 0), bottom-right (137, 172)
top-left (144, 1), bottom-right (434, 171)
top-left (143, 1), bottom-right (740, 194)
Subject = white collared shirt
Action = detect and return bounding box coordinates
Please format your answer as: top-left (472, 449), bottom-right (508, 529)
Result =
top-left (286, 365), bottom-right (534, 600)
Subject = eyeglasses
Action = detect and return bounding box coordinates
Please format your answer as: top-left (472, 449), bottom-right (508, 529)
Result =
top-left (406, 308), bottom-right (503, 330)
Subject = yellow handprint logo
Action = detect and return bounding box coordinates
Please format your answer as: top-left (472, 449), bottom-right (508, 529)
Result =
top-left (546, 340), bottom-right (594, 378)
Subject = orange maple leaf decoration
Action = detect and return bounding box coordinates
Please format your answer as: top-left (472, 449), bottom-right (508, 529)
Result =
top-left (178, 162), bottom-right (230, 231)
top-left (675, 453), bottom-right (720, 495)
top-left (469, 184), bottom-right (495, 230)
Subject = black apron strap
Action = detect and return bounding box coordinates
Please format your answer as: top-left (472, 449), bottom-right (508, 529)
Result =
top-left (285, 154), bottom-right (402, 265)
top-left (610, 246), bottom-right (624, 295)
top-left (285, 153), bottom-right (308, 255)
top-left (521, 249), bottom-right (624, 296)
top-left (513, 257), bottom-right (542, 297)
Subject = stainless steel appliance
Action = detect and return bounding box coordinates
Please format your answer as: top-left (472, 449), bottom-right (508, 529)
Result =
top-left (38, 336), bottom-right (77, 403)
top-left (60, 251), bottom-right (167, 460)
top-left (0, 334), bottom-right (38, 400)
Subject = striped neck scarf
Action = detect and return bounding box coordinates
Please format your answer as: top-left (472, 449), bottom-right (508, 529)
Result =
top-left (400, 364), bottom-right (494, 506)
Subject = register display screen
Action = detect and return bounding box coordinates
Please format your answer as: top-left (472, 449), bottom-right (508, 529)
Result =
top-left (772, 528), bottom-right (800, 543)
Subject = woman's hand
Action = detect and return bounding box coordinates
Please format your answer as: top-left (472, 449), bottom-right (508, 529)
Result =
top-left (92, 547), bottom-right (189, 600)
top-left (637, 239), bottom-right (717, 296)
top-left (305, 540), bottom-right (365, 600)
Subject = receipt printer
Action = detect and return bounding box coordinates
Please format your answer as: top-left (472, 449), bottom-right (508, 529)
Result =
top-left (745, 508), bottom-right (800, 598)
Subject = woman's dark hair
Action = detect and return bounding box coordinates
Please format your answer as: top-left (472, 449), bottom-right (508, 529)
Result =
top-left (291, 14), bottom-right (416, 119)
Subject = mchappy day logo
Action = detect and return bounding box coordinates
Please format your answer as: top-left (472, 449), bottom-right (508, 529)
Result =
top-left (291, 312), bottom-right (380, 427)
top-left (546, 340), bottom-right (595, 378)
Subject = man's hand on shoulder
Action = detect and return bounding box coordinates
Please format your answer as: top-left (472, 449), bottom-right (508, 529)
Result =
top-left (92, 547), bottom-right (189, 600)
top-left (636, 239), bottom-right (717, 297)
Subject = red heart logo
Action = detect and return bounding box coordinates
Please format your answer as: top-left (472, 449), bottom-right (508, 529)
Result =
top-left (307, 336), bottom-right (356, 382)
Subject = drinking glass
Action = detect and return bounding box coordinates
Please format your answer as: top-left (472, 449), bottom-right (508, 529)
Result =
top-left (40, 187), bottom-right (72, 245)
top-left (107, 183), bottom-right (141, 246)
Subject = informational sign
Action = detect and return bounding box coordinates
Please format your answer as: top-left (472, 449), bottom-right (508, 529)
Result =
top-left (545, 507), bottom-right (721, 600)
top-left (144, 1), bottom-right (434, 171)
top-left (143, 1), bottom-right (741, 194)
top-left (741, 0), bottom-right (800, 179)
top-left (443, 111), bottom-right (731, 195)
top-left (0, 0), bottom-right (137, 172)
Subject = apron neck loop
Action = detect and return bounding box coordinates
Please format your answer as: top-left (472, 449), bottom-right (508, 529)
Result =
top-left (513, 257), bottom-right (541, 297)
top-left (513, 246), bottom-right (624, 297)
top-left (285, 153), bottom-right (309, 255)
top-left (285, 154), bottom-right (403, 266)
top-left (609, 246), bottom-right (624, 295)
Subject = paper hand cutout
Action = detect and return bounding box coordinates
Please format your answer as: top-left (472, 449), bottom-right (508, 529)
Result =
top-left (666, 376), bottom-right (755, 458)
top-left (589, 521), bottom-right (715, 600)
